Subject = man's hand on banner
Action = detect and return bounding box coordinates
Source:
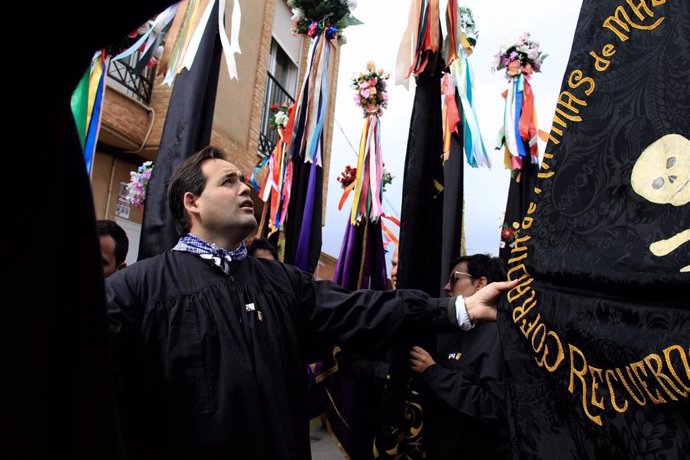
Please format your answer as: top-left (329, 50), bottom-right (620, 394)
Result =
top-left (409, 346), bottom-right (436, 373)
top-left (465, 279), bottom-right (520, 322)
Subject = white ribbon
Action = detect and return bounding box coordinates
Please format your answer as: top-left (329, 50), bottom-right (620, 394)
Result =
top-left (178, 0), bottom-right (217, 73)
top-left (219, 0), bottom-right (242, 80)
top-left (113, 4), bottom-right (178, 62)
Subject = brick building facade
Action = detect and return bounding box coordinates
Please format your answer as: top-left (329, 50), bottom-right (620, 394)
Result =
top-left (90, 0), bottom-right (337, 276)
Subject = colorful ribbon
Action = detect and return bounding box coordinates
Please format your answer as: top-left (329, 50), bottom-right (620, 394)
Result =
top-left (350, 114), bottom-right (384, 224)
top-left (70, 51), bottom-right (108, 176)
top-left (497, 72), bottom-right (539, 170)
top-left (284, 30), bottom-right (333, 166)
top-left (395, 0), bottom-right (441, 87)
top-left (161, 0), bottom-right (241, 85)
top-left (257, 128), bottom-right (293, 234)
top-left (450, 53), bottom-right (490, 168)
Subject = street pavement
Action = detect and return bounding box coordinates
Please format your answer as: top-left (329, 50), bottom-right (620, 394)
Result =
top-left (310, 417), bottom-right (346, 460)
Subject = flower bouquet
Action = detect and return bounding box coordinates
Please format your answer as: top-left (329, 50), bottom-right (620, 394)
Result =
top-left (125, 161), bottom-right (153, 207)
top-left (493, 32), bottom-right (547, 77)
top-left (337, 165), bottom-right (357, 188)
top-left (268, 101), bottom-right (293, 130)
top-left (382, 169), bottom-right (393, 192)
top-left (351, 61), bottom-right (389, 116)
top-left (288, 0), bottom-right (361, 42)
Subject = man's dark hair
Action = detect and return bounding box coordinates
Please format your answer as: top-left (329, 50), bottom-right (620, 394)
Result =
top-left (168, 146), bottom-right (227, 236)
top-left (97, 219), bottom-right (129, 265)
top-left (449, 253), bottom-right (506, 283)
top-left (248, 238), bottom-right (279, 260)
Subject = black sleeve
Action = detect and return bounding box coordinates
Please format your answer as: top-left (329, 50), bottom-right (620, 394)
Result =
top-left (106, 268), bottom-right (146, 342)
top-left (337, 348), bottom-right (390, 384)
top-left (294, 270), bottom-right (459, 351)
top-left (104, 268), bottom-right (151, 459)
top-left (420, 336), bottom-right (506, 422)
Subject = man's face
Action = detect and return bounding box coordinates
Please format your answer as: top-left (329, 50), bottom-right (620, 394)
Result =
top-left (100, 235), bottom-right (119, 278)
top-left (390, 249), bottom-right (399, 288)
top-left (443, 261), bottom-right (479, 297)
top-left (196, 158), bottom-right (257, 238)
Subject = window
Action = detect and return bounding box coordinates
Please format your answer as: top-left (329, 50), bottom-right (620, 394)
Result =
top-left (259, 39), bottom-right (299, 156)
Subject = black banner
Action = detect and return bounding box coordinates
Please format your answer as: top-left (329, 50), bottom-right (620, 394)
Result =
top-left (374, 55), bottom-right (446, 459)
top-left (138, 2), bottom-right (222, 259)
top-left (498, 0), bottom-right (690, 458)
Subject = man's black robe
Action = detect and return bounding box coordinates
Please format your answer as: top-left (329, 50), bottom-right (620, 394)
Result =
top-left (419, 322), bottom-right (509, 460)
top-left (106, 252), bottom-right (456, 459)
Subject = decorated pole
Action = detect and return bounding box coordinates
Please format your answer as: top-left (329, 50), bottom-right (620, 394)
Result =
top-left (333, 60), bottom-right (392, 290)
top-left (493, 32), bottom-right (547, 264)
top-left (281, 0), bottom-right (361, 273)
top-left (439, 4), bottom-right (489, 287)
top-left (253, 101), bottom-right (294, 248)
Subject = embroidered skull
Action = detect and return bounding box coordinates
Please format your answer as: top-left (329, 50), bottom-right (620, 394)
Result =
top-left (631, 134), bottom-right (690, 272)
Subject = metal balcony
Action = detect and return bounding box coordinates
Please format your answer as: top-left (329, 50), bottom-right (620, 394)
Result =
top-left (107, 57), bottom-right (155, 104)
top-left (258, 72), bottom-right (295, 158)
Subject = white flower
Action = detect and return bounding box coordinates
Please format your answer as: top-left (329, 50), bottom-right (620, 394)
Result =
top-left (348, 0), bottom-right (358, 9)
top-left (290, 7), bottom-right (304, 21)
top-left (275, 112), bottom-right (289, 127)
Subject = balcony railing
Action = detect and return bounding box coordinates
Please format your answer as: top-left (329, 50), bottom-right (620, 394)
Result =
top-left (107, 57), bottom-right (155, 103)
top-left (258, 72), bottom-right (295, 158)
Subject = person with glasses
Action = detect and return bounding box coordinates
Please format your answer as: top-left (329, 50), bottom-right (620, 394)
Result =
top-left (409, 254), bottom-right (510, 460)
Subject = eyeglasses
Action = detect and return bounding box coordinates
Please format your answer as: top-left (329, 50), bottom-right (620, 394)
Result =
top-left (449, 271), bottom-right (473, 285)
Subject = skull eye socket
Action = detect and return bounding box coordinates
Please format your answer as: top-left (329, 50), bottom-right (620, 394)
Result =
top-left (666, 156), bottom-right (676, 169)
top-left (652, 177), bottom-right (665, 190)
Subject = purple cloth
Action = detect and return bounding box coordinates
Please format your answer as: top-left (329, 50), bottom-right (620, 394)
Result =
top-left (334, 219), bottom-right (388, 291)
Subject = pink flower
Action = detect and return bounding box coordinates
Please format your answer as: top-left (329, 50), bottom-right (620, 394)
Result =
top-left (308, 22), bottom-right (318, 37)
top-left (360, 89), bottom-right (370, 98)
top-left (506, 60), bottom-right (522, 76)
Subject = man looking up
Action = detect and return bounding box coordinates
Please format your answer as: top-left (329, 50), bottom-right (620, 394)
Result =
top-left (105, 146), bottom-right (517, 459)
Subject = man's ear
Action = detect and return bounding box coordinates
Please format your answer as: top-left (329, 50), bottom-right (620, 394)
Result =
top-left (183, 191), bottom-right (200, 216)
top-left (476, 276), bottom-right (488, 290)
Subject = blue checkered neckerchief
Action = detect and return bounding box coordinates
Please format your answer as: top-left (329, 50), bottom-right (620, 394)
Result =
top-left (172, 233), bottom-right (247, 275)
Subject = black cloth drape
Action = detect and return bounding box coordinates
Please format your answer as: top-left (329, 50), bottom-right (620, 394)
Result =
top-left (497, 1), bottom-right (690, 458)
top-left (441, 106), bottom-right (465, 282)
top-left (374, 57), bottom-right (446, 459)
top-left (3, 1), bottom-right (177, 458)
top-left (396, 67), bottom-right (446, 296)
top-left (138, 2), bottom-right (222, 259)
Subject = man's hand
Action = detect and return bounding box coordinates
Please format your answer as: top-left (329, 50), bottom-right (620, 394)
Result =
top-left (409, 346), bottom-right (436, 374)
top-left (464, 279), bottom-right (520, 322)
